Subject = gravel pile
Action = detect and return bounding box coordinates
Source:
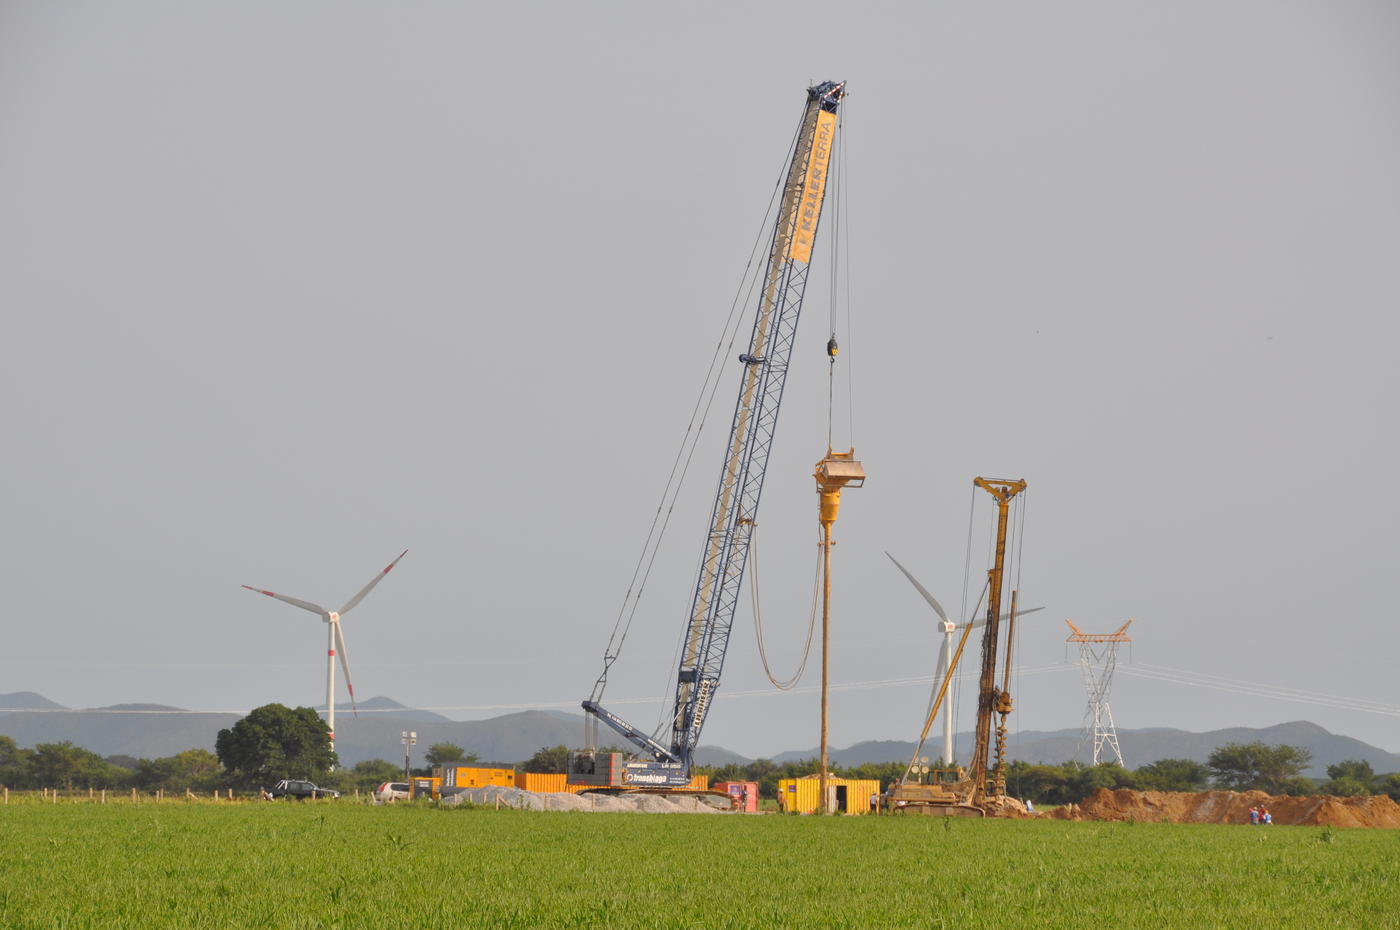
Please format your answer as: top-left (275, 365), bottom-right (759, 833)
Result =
top-left (439, 786), bottom-right (725, 813)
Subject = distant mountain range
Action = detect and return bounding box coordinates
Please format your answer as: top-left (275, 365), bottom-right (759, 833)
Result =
top-left (768, 720), bottom-right (1400, 778)
top-left (3, 692), bottom-right (1396, 776)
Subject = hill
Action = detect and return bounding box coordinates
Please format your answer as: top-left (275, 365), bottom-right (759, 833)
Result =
top-left (323, 696), bottom-right (453, 724)
top-left (770, 721), bottom-right (1400, 778)
top-left (0, 705), bottom-right (241, 759)
top-left (4, 690), bottom-right (1396, 776)
top-left (0, 692), bottom-right (68, 712)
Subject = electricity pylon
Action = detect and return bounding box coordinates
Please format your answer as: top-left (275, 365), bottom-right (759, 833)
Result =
top-left (1065, 619), bottom-right (1133, 767)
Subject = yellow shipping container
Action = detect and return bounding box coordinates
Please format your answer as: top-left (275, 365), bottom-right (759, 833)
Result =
top-left (777, 776), bottom-right (881, 814)
top-left (519, 772), bottom-right (573, 793)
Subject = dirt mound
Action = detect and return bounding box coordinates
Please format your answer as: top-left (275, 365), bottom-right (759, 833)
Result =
top-left (1050, 788), bottom-right (1400, 828)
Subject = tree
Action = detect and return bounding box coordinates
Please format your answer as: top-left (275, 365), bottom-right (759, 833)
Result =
top-left (215, 704), bottom-right (336, 787)
top-left (1135, 758), bottom-right (1210, 792)
top-left (1322, 759), bottom-right (1376, 797)
top-left (322, 759), bottom-right (404, 794)
top-left (837, 761), bottom-right (908, 789)
top-left (1207, 742), bottom-right (1311, 793)
top-left (134, 749), bottom-right (223, 793)
top-left (425, 743), bottom-right (478, 766)
top-left (521, 745), bottom-right (572, 774)
top-left (1008, 761), bottom-right (1071, 805)
top-left (0, 735), bottom-right (35, 789)
top-left (31, 741), bottom-right (127, 789)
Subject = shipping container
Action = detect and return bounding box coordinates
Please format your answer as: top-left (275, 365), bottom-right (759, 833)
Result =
top-left (517, 772), bottom-right (567, 793)
top-left (777, 776), bottom-right (881, 814)
top-left (715, 781), bottom-right (759, 812)
top-left (519, 772), bottom-right (592, 794)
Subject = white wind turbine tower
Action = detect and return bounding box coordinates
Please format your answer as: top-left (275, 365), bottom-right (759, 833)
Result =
top-left (886, 552), bottom-right (1044, 768)
top-left (242, 550), bottom-right (408, 752)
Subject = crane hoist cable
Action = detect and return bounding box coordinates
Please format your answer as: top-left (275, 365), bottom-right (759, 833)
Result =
top-left (749, 524), bottom-right (823, 690)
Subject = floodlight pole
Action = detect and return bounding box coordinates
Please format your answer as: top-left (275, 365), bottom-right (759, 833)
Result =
top-left (401, 730), bottom-right (417, 781)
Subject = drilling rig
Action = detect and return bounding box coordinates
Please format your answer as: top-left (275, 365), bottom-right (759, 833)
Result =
top-left (574, 81), bottom-right (847, 789)
top-left (885, 477), bottom-right (1028, 815)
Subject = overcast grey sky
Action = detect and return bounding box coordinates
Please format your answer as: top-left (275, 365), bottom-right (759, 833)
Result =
top-left (3, 1), bottom-right (1399, 759)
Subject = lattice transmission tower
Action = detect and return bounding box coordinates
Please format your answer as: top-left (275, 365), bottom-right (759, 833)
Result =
top-left (1065, 619), bottom-right (1133, 766)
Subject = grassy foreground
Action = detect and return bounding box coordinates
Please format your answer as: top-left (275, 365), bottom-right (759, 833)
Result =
top-left (1, 801), bottom-right (1396, 929)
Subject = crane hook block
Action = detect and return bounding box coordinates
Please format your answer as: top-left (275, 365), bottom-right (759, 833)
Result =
top-left (827, 335), bottom-right (839, 358)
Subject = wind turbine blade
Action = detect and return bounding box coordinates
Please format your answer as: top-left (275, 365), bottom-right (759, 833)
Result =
top-left (926, 645), bottom-right (950, 715)
top-left (966, 606), bottom-right (1046, 629)
top-left (338, 549), bottom-right (408, 615)
top-left (885, 552), bottom-right (950, 622)
top-left (333, 621), bottom-right (358, 718)
top-left (241, 585), bottom-right (327, 616)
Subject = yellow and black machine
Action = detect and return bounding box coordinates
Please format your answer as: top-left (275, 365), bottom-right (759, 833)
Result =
top-left (885, 478), bottom-right (1028, 817)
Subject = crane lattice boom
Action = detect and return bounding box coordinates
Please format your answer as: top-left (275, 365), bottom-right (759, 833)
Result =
top-left (583, 81), bottom-right (845, 777)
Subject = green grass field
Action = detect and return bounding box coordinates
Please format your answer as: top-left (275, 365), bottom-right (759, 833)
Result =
top-left (1, 801), bottom-right (1396, 929)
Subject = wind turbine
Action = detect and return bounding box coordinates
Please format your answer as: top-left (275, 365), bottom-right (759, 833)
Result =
top-left (242, 550), bottom-right (407, 752)
top-left (886, 552), bottom-right (1043, 768)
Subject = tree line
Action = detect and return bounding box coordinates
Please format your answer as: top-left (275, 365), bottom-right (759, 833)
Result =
top-left (5, 703), bottom-right (1400, 805)
top-left (685, 741), bottom-right (1400, 805)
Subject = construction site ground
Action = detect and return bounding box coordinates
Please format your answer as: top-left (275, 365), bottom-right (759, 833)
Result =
top-left (1049, 788), bottom-right (1400, 828)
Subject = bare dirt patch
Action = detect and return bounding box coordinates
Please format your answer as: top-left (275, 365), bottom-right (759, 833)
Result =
top-left (1049, 788), bottom-right (1400, 828)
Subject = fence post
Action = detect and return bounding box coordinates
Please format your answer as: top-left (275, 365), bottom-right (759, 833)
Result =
top-left (3, 787), bottom-right (7, 805)
top-left (227, 788), bottom-right (232, 801)
top-left (131, 787), bottom-right (137, 803)
top-left (101, 789), bottom-right (106, 804)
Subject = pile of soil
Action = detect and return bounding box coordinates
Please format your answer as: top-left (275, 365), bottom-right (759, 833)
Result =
top-left (1050, 788), bottom-right (1400, 828)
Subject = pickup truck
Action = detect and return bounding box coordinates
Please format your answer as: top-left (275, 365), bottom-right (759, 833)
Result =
top-left (266, 779), bottom-right (340, 800)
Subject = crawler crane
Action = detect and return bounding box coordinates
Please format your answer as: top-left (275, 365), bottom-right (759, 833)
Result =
top-left (575, 81), bottom-right (847, 788)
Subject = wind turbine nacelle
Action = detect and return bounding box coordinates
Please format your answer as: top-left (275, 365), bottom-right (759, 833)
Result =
top-left (326, 612), bottom-right (339, 623)
top-left (940, 620), bottom-right (955, 634)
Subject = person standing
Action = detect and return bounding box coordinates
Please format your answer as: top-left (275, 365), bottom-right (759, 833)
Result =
top-left (1249, 806), bottom-right (1260, 825)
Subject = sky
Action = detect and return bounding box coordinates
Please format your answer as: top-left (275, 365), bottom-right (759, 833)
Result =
top-left (3, 1), bottom-right (1399, 760)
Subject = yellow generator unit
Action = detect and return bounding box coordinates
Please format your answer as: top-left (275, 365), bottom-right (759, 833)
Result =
top-left (436, 765), bottom-right (517, 789)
